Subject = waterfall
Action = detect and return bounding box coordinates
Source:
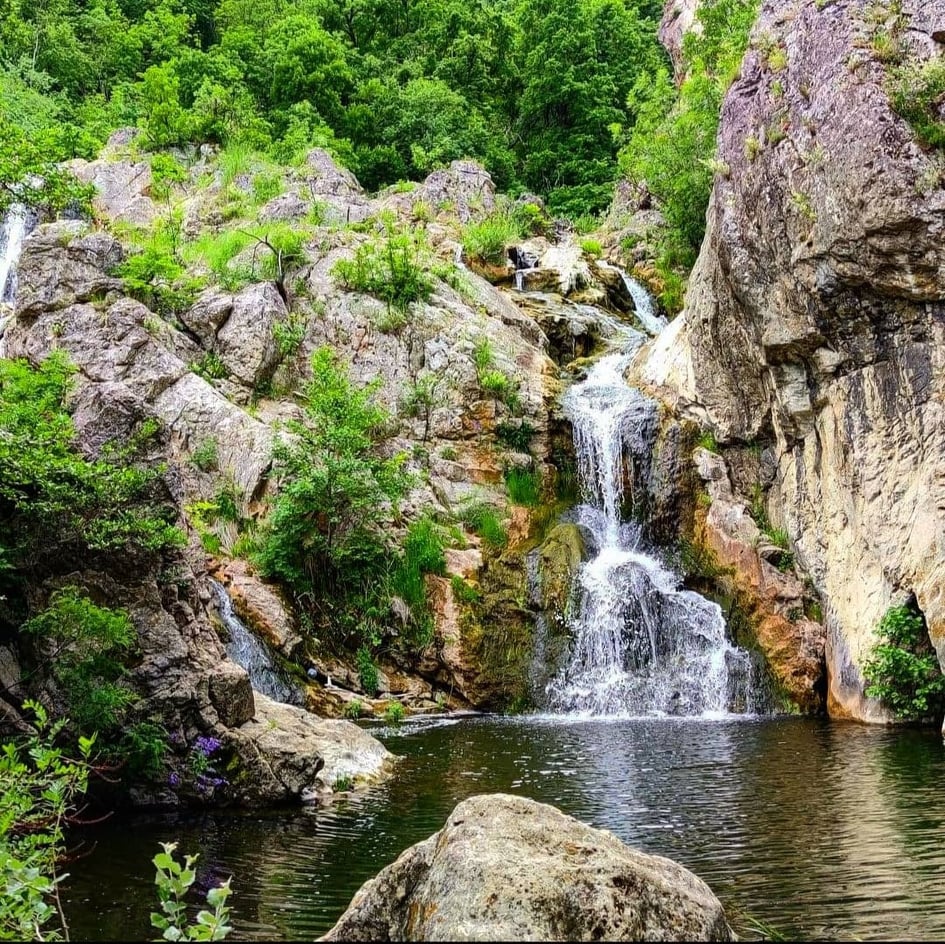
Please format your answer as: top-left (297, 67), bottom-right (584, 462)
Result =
top-left (210, 580), bottom-right (304, 706)
top-left (599, 262), bottom-right (668, 337)
top-left (545, 296), bottom-right (762, 718)
top-left (0, 204), bottom-right (35, 359)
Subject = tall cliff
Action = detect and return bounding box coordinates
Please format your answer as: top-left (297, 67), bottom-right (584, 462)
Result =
top-left (646, 0), bottom-right (945, 720)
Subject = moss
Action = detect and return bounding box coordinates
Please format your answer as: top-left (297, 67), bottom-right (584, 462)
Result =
top-left (537, 524), bottom-right (584, 616)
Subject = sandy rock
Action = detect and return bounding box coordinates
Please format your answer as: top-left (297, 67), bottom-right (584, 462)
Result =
top-left (321, 794), bottom-right (734, 942)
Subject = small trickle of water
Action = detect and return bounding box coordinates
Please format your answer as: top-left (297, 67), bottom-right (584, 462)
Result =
top-left (210, 580), bottom-right (304, 706)
top-left (599, 261), bottom-right (668, 336)
top-left (547, 288), bottom-right (761, 718)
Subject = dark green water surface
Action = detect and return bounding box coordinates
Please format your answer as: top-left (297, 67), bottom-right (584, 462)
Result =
top-left (63, 716), bottom-right (945, 941)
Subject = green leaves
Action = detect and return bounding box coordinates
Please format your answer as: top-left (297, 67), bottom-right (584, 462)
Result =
top-left (863, 602), bottom-right (945, 722)
top-left (151, 842), bottom-right (234, 942)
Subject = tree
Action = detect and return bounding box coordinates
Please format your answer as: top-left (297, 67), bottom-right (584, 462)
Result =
top-left (256, 347), bottom-right (408, 598)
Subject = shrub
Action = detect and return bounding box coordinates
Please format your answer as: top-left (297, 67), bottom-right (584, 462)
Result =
top-left (451, 574), bottom-right (481, 605)
top-left (272, 311), bottom-right (308, 359)
top-left (0, 702), bottom-right (97, 941)
top-left (863, 601), bottom-right (945, 722)
top-left (579, 237), bottom-right (603, 257)
top-left (190, 351), bottom-right (229, 382)
top-left (356, 645), bottom-right (379, 696)
top-left (461, 212), bottom-right (521, 265)
top-left (23, 588), bottom-right (138, 732)
top-left (151, 842), bottom-right (233, 941)
top-left (696, 429), bottom-right (719, 453)
top-left (333, 225), bottom-right (434, 312)
top-left (496, 420), bottom-right (535, 453)
top-left (384, 702), bottom-right (406, 723)
top-left (343, 699), bottom-right (364, 719)
top-left (255, 347), bottom-right (408, 598)
top-left (504, 466), bottom-right (542, 507)
top-left (186, 229), bottom-right (254, 290)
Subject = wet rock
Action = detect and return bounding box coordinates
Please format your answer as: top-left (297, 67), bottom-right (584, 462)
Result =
top-left (321, 794), bottom-right (733, 942)
top-left (537, 524), bottom-right (584, 616)
top-left (209, 660), bottom-right (255, 727)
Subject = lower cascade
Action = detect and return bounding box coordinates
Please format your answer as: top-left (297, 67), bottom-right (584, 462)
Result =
top-left (546, 335), bottom-right (763, 718)
top-left (210, 580), bottom-right (304, 706)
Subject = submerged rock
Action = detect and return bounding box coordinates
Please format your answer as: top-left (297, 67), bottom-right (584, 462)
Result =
top-left (321, 794), bottom-right (733, 942)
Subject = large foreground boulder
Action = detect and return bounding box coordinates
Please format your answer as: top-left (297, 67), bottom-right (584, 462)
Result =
top-left (321, 794), bottom-right (733, 942)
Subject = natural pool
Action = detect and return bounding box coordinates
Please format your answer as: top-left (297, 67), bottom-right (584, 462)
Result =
top-left (64, 716), bottom-right (945, 941)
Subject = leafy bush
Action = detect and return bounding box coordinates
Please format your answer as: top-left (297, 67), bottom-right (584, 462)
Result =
top-left (384, 702), bottom-right (406, 723)
top-left (0, 702), bottom-right (97, 941)
top-left (343, 699), bottom-right (364, 719)
top-left (151, 842), bottom-right (233, 941)
top-left (461, 213), bottom-right (521, 265)
top-left (356, 645), bottom-right (379, 696)
top-left (333, 225), bottom-right (434, 312)
top-left (0, 353), bottom-right (183, 596)
top-left (23, 588), bottom-right (138, 732)
top-left (255, 347), bottom-right (408, 599)
top-left (191, 438), bottom-right (219, 472)
top-left (504, 466), bottom-right (542, 507)
top-left (863, 601), bottom-right (945, 722)
top-left (190, 351), bottom-right (229, 382)
top-left (496, 419), bottom-right (535, 453)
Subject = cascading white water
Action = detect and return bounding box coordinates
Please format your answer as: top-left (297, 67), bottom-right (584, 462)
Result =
top-left (0, 204), bottom-right (34, 359)
top-left (210, 580), bottom-right (304, 706)
top-left (546, 300), bottom-right (761, 718)
top-left (599, 261), bottom-right (668, 337)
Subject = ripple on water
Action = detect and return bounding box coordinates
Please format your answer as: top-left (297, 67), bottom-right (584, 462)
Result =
top-left (63, 717), bottom-right (945, 942)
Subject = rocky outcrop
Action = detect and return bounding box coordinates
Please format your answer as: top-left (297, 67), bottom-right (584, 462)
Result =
top-left (321, 794), bottom-right (733, 942)
top-left (644, 0), bottom-right (945, 720)
top-left (660, 0), bottom-right (702, 80)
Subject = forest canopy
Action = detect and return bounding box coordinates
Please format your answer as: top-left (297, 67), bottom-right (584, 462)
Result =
top-left (0, 0), bottom-right (668, 215)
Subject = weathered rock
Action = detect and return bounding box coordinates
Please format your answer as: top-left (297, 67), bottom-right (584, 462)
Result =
top-left (321, 794), bottom-right (734, 942)
top-left (537, 524), bottom-right (584, 616)
top-left (14, 222), bottom-right (123, 319)
top-left (660, 0), bottom-right (702, 80)
top-left (209, 660), bottom-right (256, 727)
top-left (68, 153), bottom-right (158, 226)
top-left (646, 0), bottom-right (945, 721)
top-left (232, 694), bottom-right (394, 801)
top-left (215, 282), bottom-right (290, 387)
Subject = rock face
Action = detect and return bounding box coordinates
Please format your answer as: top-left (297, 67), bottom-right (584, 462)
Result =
top-left (660, 0), bottom-right (702, 80)
top-left (321, 794), bottom-right (733, 942)
top-left (646, 0), bottom-right (945, 720)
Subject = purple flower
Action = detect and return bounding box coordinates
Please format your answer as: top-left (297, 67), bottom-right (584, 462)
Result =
top-left (194, 736), bottom-right (222, 757)
top-left (168, 772), bottom-right (180, 787)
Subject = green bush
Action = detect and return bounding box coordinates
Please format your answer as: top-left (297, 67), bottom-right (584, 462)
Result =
top-left (504, 466), bottom-right (542, 507)
top-left (190, 351), bottom-right (229, 382)
top-left (863, 601), bottom-right (945, 722)
top-left (579, 237), bottom-right (603, 257)
top-left (496, 419), bottom-right (535, 453)
top-left (333, 225), bottom-right (434, 312)
top-left (356, 645), bottom-right (379, 696)
top-left (451, 574), bottom-right (482, 604)
top-left (461, 213), bottom-right (521, 265)
top-left (255, 347), bottom-right (408, 599)
top-left (383, 702), bottom-right (406, 723)
top-left (191, 438), bottom-right (219, 473)
top-left (0, 353), bottom-right (184, 592)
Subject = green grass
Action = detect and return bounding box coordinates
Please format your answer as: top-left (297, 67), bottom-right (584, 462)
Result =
top-left (461, 212), bottom-right (521, 265)
top-left (459, 501), bottom-right (508, 550)
top-left (504, 466), bottom-right (541, 507)
top-left (450, 574), bottom-right (481, 604)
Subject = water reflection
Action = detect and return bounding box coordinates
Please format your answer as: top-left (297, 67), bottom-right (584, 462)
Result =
top-left (63, 718), bottom-right (945, 941)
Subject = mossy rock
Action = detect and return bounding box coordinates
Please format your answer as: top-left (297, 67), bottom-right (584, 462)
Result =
top-left (537, 523), bottom-right (584, 617)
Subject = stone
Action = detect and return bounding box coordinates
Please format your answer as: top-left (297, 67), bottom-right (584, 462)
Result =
top-left (14, 222), bottom-right (123, 319)
top-left (209, 660), bottom-right (255, 727)
top-left (68, 154), bottom-right (159, 226)
top-left (214, 281), bottom-right (290, 387)
top-left (321, 794), bottom-right (734, 942)
top-left (646, 0), bottom-right (945, 721)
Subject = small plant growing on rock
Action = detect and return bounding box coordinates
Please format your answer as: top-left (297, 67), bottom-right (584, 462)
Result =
top-left (459, 501), bottom-right (508, 550)
top-left (862, 600), bottom-right (945, 722)
top-left (504, 466), bottom-right (541, 507)
top-left (343, 699), bottom-right (364, 719)
top-left (356, 645), bottom-right (380, 696)
top-left (579, 237), bottom-right (602, 258)
top-left (190, 351), bottom-right (229, 382)
top-left (889, 57), bottom-right (945, 151)
top-left (461, 212), bottom-right (521, 265)
top-left (191, 438), bottom-right (219, 473)
top-left (384, 702), bottom-right (406, 724)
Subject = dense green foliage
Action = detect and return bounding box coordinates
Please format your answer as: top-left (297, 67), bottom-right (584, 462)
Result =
top-left (0, 0), bottom-right (668, 215)
top-left (0, 354), bottom-right (182, 615)
top-left (619, 0), bottom-right (759, 305)
top-left (152, 842), bottom-right (234, 941)
top-left (256, 346), bottom-right (408, 599)
top-left (863, 601), bottom-right (945, 723)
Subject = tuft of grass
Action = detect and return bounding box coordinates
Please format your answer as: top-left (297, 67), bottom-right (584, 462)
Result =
top-left (450, 574), bottom-right (481, 604)
top-left (461, 212), bottom-right (521, 265)
top-left (579, 237), bottom-right (602, 257)
top-left (383, 702), bottom-right (406, 723)
top-left (696, 429), bottom-right (719, 453)
top-left (504, 466), bottom-right (541, 507)
top-left (190, 438), bottom-right (218, 472)
top-left (459, 501), bottom-right (508, 550)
